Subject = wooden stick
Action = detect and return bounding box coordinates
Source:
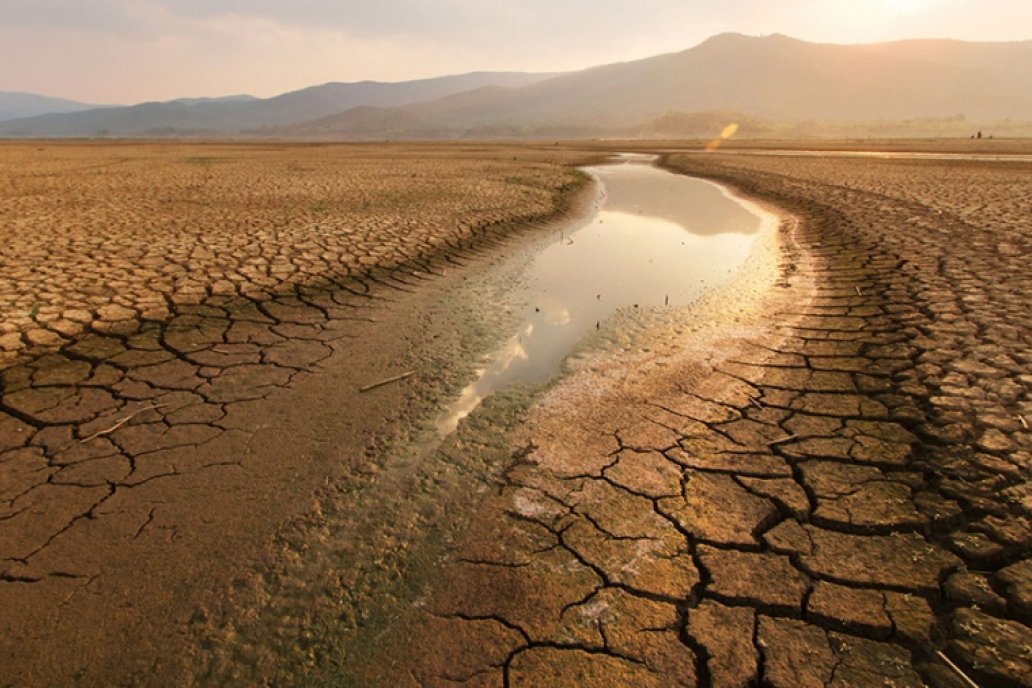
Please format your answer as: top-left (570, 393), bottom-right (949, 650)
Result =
top-left (81, 404), bottom-right (168, 443)
top-left (360, 371), bottom-right (416, 393)
top-left (1020, 414), bottom-right (1029, 430)
top-left (767, 434), bottom-right (799, 446)
top-left (935, 651), bottom-right (980, 688)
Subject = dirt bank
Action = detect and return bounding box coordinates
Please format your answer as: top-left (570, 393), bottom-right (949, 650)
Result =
top-left (344, 150), bottom-right (1031, 687)
top-left (0, 142), bottom-right (601, 687)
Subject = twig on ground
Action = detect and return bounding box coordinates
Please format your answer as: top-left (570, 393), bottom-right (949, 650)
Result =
top-left (1020, 414), bottom-right (1029, 430)
top-left (360, 371), bottom-right (416, 393)
top-left (855, 285), bottom-right (863, 296)
top-left (81, 404), bottom-right (168, 442)
top-left (767, 434), bottom-right (799, 446)
top-left (935, 651), bottom-right (980, 688)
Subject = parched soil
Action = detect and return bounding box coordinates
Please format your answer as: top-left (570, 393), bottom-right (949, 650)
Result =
top-left (0, 142), bottom-right (597, 686)
top-left (365, 151), bottom-right (1032, 687)
top-left (0, 142), bottom-right (592, 366)
top-left (2, 142), bottom-right (1030, 687)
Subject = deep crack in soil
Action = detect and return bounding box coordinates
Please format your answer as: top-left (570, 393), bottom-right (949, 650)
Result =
top-left (0, 142), bottom-right (602, 686)
top-left (347, 149), bottom-right (1031, 688)
top-left (2, 142), bottom-right (1031, 687)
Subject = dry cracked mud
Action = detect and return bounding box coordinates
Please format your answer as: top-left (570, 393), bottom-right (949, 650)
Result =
top-left (0, 142), bottom-right (598, 686)
top-left (2, 142), bottom-right (1031, 687)
top-left (351, 149), bottom-right (1032, 687)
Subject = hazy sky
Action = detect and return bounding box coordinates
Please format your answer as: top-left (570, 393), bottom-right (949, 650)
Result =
top-left (3, 0), bottom-right (1030, 103)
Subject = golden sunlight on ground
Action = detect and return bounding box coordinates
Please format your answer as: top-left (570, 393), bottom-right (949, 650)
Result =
top-left (706, 122), bottom-right (739, 152)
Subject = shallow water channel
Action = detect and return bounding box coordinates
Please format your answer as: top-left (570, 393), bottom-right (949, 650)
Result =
top-left (213, 156), bottom-right (782, 682)
top-left (437, 155), bottom-right (774, 435)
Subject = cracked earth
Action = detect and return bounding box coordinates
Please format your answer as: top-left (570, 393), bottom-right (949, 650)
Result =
top-left (356, 150), bottom-right (1032, 687)
top-left (0, 142), bottom-right (595, 686)
top-left (2, 143), bottom-right (1030, 687)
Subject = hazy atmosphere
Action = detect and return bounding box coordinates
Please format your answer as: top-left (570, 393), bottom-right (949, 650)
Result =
top-left (4, 1), bottom-right (1032, 686)
top-left (3, 0), bottom-right (1031, 103)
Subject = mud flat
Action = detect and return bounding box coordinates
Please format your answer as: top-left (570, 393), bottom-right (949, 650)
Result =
top-left (437, 155), bottom-right (768, 436)
top-left (343, 157), bottom-right (798, 687)
top-left (175, 154), bottom-right (777, 686)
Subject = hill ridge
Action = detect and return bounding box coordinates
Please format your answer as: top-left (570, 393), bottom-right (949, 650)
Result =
top-left (3, 33), bottom-right (1030, 138)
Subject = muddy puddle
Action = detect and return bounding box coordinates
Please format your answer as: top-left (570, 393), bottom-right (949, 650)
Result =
top-left (438, 154), bottom-right (773, 435)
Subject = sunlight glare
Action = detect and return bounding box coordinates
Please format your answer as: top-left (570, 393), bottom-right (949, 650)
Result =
top-left (706, 122), bottom-right (739, 152)
top-left (879, 0), bottom-right (934, 15)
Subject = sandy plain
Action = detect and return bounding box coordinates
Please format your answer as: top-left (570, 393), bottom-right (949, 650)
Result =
top-left (1, 140), bottom-right (1030, 687)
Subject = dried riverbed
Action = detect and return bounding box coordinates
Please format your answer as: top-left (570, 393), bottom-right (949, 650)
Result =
top-left (352, 149), bottom-right (1032, 688)
top-left (189, 155), bottom-right (778, 685)
top-left (3, 142), bottom-right (1029, 687)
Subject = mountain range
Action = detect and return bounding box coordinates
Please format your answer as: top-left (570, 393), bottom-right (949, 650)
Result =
top-left (0, 92), bottom-right (110, 123)
top-left (2, 33), bottom-right (1030, 139)
top-left (0, 72), bottom-right (555, 137)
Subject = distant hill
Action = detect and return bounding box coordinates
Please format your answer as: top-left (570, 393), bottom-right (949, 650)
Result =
top-left (0, 91), bottom-right (107, 123)
top-left (264, 33), bottom-right (1032, 139)
top-left (166, 95), bottom-right (259, 106)
top-left (0, 72), bottom-right (558, 137)
top-left (4, 34), bottom-right (1031, 139)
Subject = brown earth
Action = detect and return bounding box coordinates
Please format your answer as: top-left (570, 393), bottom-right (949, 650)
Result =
top-left (349, 149), bottom-right (1032, 687)
top-left (0, 141), bottom-right (597, 366)
top-left (2, 141), bottom-right (1031, 687)
top-left (0, 142), bottom-right (599, 686)
top-left (566, 138), bottom-right (1032, 156)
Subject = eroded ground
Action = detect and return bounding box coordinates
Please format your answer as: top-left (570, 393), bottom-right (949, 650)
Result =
top-left (0, 142), bottom-right (592, 366)
top-left (2, 142), bottom-right (1030, 687)
top-left (0, 142), bottom-right (595, 686)
top-left (365, 151), bottom-right (1032, 687)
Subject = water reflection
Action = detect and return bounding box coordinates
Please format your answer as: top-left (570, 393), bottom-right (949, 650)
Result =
top-left (594, 162), bottom-right (759, 235)
top-left (436, 157), bottom-right (773, 437)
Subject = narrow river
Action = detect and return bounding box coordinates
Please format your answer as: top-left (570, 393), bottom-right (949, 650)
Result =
top-left (438, 154), bottom-right (777, 435)
top-left (211, 153), bottom-right (784, 684)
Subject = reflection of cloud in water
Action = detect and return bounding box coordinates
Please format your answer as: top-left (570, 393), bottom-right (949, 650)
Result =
top-left (435, 159), bottom-right (774, 439)
top-left (537, 295), bottom-right (571, 326)
top-left (548, 307), bottom-right (571, 326)
top-left (494, 334), bottom-right (529, 374)
top-left (437, 384), bottom-right (482, 437)
top-left (437, 331), bottom-right (529, 436)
